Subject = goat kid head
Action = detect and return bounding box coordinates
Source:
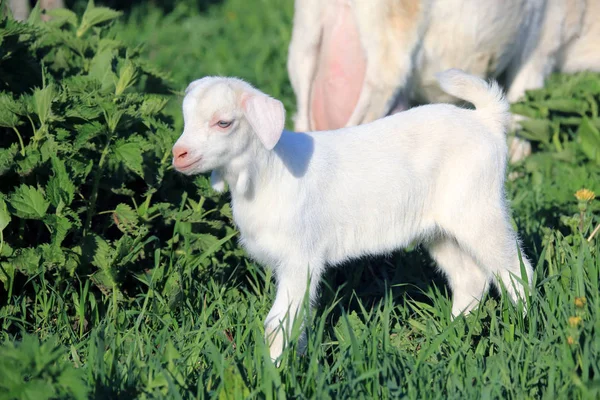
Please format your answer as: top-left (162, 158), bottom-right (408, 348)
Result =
top-left (172, 77), bottom-right (286, 180)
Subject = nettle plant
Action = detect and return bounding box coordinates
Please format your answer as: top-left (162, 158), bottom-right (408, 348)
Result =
top-left (0, 3), bottom-right (238, 304)
top-left (511, 71), bottom-right (600, 166)
top-left (509, 72), bottom-right (600, 244)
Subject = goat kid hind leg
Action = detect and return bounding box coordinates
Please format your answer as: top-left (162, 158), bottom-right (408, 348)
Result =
top-left (427, 237), bottom-right (491, 317)
top-left (264, 256), bottom-right (323, 362)
top-left (448, 204), bottom-right (533, 311)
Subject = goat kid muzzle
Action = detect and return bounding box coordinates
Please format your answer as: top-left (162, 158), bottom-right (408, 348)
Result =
top-left (172, 144), bottom-right (202, 172)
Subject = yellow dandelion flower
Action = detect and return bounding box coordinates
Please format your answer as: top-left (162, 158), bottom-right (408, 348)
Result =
top-left (567, 336), bottom-right (575, 345)
top-left (568, 316), bottom-right (582, 328)
top-left (574, 297), bottom-right (587, 308)
top-left (575, 188), bottom-right (596, 202)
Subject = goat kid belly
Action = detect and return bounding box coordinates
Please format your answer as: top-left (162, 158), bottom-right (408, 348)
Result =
top-left (232, 193), bottom-right (432, 268)
top-left (234, 198), bottom-right (433, 270)
top-left (323, 201), bottom-right (435, 264)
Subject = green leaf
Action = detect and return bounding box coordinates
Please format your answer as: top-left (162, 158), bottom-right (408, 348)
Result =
top-left (539, 99), bottom-right (589, 114)
top-left (40, 137), bottom-right (60, 163)
top-left (8, 94), bottom-right (29, 117)
top-left (88, 47), bottom-right (117, 91)
top-left (114, 231), bottom-right (153, 265)
top-left (9, 185), bottom-right (50, 220)
top-left (0, 144), bottom-right (18, 176)
top-left (46, 157), bottom-right (76, 207)
top-left (110, 186), bottom-right (135, 197)
top-left (220, 203), bottom-right (233, 219)
top-left (46, 8), bottom-right (79, 28)
top-left (16, 146), bottom-right (42, 176)
top-left (91, 236), bottom-right (115, 271)
top-left (0, 335), bottom-right (89, 399)
top-left (194, 233), bottom-right (220, 251)
top-left (33, 84), bottom-right (56, 126)
top-left (77, 2), bottom-right (123, 38)
top-left (113, 203), bottom-right (139, 233)
top-left (511, 103), bottom-right (542, 119)
top-left (55, 365), bottom-right (89, 400)
top-left (162, 270), bottom-right (182, 308)
top-left (221, 365), bottom-right (251, 400)
top-left (334, 311), bottom-right (365, 347)
top-left (0, 199), bottom-right (10, 257)
top-left (0, 95), bottom-right (21, 128)
top-left (518, 118), bottom-right (553, 144)
top-left (104, 109), bottom-right (124, 134)
top-left (26, 2), bottom-right (43, 25)
top-left (90, 269), bottom-right (120, 297)
top-left (11, 247), bottom-right (42, 275)
top-left (571, 74), bottom-right (600, 95)
top-left (0, 262), bottom-right (15, 287)
top-left (139, 96), bottom-right (169, 116)
top-left (46, 179), bottom-right (65, 209)
top-left (66, 104), bottom-right (103, 122)
top-left (0, 199), bottom-right (10, 232)
top-left (44, 214), bottom-right (72, 246)
top-left (189, 231), bottom-right (237, 269)
top-left (64, 251), bottom-right (81, 277)
top-left (111, 137), bottom-right (147, 177)
top-left (115, 60), bottom-right (138, 96)
top-left (0, 242), bottom-right (13, 258)
top-left (40, 243), bottom-right (66, 268)
top-left (162, 340), bottom-right (181, 365)
top-left (73, 122), bottom-right (104, 151)
top-left (577, 118), bottom-right (600, 164)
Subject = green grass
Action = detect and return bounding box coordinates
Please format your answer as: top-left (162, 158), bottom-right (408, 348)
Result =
top-left (111, 0), bottom-right (295, 130)
top-left (1, 0), bottom-right (600, 398)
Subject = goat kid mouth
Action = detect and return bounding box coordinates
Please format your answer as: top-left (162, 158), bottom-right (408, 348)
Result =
top-left (174, 156), bottom-right (202, 173)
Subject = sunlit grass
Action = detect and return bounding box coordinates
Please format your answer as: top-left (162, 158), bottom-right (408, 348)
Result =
top-left (1, 0), bottom-right (600, 398)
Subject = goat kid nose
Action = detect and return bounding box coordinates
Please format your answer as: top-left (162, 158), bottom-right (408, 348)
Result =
top-left (172, 145), bottom-right (190, 165)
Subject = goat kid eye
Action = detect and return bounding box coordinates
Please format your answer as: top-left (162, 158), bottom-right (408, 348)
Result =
top-left (217, 120), bottom-right (233, 128)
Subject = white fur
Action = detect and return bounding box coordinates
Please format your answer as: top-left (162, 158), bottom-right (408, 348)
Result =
top-left (173, 70), bottom-right (534, 361)
top-left (288, 0), bottom-right (600, 161)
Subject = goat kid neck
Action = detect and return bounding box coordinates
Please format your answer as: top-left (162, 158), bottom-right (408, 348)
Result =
top-left (220, 136), bottom-right (283, 200)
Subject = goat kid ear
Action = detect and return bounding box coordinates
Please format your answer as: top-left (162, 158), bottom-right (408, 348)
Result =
top-left (185, 78), bottom-right (208, 95)
top-left (242, 94), bottom-right (285, 150)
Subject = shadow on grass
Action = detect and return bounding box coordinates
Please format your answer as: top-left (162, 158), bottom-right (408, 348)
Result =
top-left (195, 243), bottom-right (452, 328)
top-left (66, 0), bottom-right (224, 14)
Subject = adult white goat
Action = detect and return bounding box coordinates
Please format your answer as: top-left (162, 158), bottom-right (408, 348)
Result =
top-left (172, 69), bottom-right (533, 361)
top-left (288, 0), bottom-right (600, 161)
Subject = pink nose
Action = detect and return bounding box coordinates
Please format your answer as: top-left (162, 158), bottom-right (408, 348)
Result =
top-left (172, 145), bottom-right (190, 168)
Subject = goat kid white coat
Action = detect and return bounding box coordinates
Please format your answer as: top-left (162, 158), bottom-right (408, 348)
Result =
top-left (172, 70), bottom-right (534, 361)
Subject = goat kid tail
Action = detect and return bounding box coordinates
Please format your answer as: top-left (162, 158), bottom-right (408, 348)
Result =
top-left (436, 69), bottom-right (510, 137)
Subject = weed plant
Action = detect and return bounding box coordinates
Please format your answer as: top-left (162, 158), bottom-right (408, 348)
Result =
top-left (0, 1), bottom-right (599, 398)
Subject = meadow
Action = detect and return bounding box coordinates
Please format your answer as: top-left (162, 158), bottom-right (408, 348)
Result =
top-left (0, 0), bottom-right (599, 398)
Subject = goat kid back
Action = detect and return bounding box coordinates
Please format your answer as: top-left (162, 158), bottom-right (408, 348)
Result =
top-left (172, 69), bottom-right (534, 361)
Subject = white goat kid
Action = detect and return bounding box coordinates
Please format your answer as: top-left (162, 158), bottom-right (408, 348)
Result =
top-left (172, 70), bottom-right (534, 361)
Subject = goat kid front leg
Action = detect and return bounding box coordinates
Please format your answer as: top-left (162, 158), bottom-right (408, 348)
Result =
top-left (265, 258), bottom-right (322, 362)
